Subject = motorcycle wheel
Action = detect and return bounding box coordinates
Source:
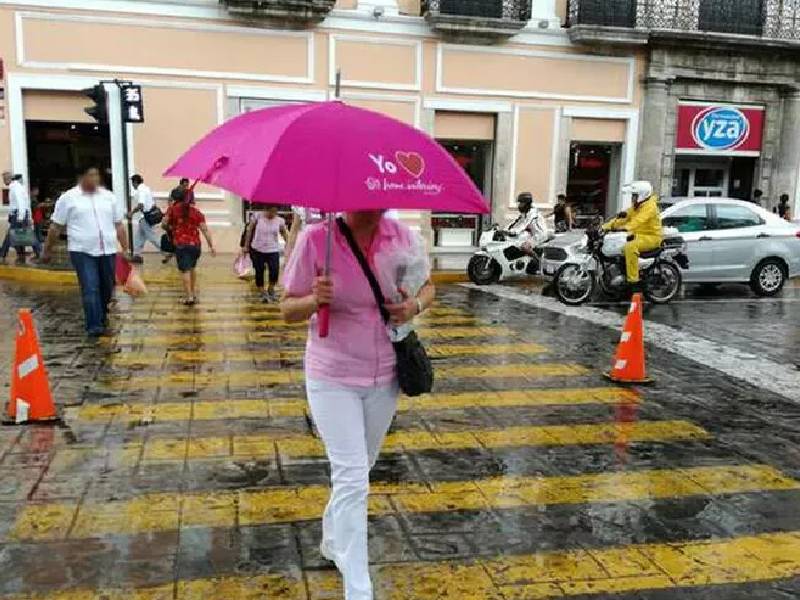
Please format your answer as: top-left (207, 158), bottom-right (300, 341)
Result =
top-left (643, 262), bottom-right (682, 304)
top-left (468, 255), bottom-right (501, 285)
top-left (554, 263), bottom-right (596, 305)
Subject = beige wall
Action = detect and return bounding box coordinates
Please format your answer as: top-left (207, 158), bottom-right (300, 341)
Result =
top-left (334, 38), bottom-right (418, 88)
top-left (555, 0), bottom-right (568, 24)
top-left (24, 91), bottom-right (93, 123)
top-left (344, 98), bottom-right (416, 125)
top-left (571, 118), bottom-right (627, 143)
top-left (398, 0), bottom-right (422, 16)
top-left (130, 86), bottom-right (219, 196)
top-left (0, 9), bottom-right (14, 177)
top-left (23, 16), bottom-right (311, 81)
top-left (439, 46), bottom-right (632, 101)
top-left (515, 108), bottom-right (557, 206)
top-left (435, 112), bottom-right (495, 141)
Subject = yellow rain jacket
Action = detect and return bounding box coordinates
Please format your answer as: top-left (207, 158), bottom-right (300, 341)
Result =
top-left (603, 195), bottom-right (663, 283)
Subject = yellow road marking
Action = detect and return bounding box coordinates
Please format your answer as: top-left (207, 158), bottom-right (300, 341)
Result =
top-left (118, 306), bottom-right (467, 318)
top-left (8, 530), bottom-right (800, 598)
top-left (107, 343), bottom-right (550, 367)
top-left (123, 420), bottom-right (708, 464)
top-left (12, 465), bottom-right (796, 540)
top-left (73, 387), bottom-right (636, 422)
top-left (116, 315), bottom-right (480, 330)
top-left (97, 363), bottom-right (587, 389)
top-left (103, 326), bottom-right (515, 346)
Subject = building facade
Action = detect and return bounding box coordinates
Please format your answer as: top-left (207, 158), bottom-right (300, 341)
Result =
top-left (570, 0), bottom-right (800, 215)
top-left (0, 0), bottom-right (648, 253)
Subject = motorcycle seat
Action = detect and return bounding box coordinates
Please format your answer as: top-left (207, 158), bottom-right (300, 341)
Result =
top-left (640, 248), bottom-right (663, 259)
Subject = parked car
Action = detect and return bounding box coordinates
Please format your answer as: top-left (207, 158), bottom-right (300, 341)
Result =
top-left (540, 198), bottom-right (800, 296)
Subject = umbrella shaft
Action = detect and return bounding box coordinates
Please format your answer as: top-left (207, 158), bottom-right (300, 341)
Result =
top-left (324, 212), bottom-right (334, 276)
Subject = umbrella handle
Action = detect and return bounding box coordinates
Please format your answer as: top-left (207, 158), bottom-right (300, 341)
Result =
top-left (318, 304), bottom-right (330, 338)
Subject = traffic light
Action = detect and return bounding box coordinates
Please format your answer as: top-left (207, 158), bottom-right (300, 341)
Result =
top-left (82, 84), bottom-right (108, 124)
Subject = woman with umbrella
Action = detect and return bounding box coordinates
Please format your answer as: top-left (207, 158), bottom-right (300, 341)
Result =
top-left (281, 211), bottom-right (433, 598)
top-left (165, 100), bottom-right (487, 598)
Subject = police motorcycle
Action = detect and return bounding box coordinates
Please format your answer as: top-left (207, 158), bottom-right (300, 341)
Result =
top-left (468, 193), bottom-right (553, 285)
top-left (553, 216), bottom-right (689, 306)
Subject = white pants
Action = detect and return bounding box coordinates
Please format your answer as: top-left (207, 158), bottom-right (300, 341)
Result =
top-left (306, 378), bottom-right (399, 600)
top-left (133, 219), bottom-right (162, 254)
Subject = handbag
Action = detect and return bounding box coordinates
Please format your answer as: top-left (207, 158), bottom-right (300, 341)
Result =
top-left (336, 217), bottom-right (433, 397)
top-left (160, 233), bottom-right (175, 254)
top-left (8, 226), bottom-right (36, 247)
top-left (144, 205), bottom-right (164, 226)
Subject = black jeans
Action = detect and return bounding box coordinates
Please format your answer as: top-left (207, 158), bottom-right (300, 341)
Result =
top-left (250, 250), bottom-right (280, 289)
top-left (70, 252), bottom-right (116, 335)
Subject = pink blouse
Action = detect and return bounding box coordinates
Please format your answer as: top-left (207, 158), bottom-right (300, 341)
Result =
top-left (282, 217), bottom-right (423, 388)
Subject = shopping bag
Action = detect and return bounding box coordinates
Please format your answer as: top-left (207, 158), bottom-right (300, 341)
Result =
top-left (8, 227), bottom-right (36, 247)
top-left (233, 253), bottom-right (253, 280)
top-left (123, 266), bottom-right (147, 297)
top-left (115, 254), bottom-right (132, 285)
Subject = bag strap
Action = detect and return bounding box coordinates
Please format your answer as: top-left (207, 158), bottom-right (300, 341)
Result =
top-left (336, 217), bottom-right (390, 324)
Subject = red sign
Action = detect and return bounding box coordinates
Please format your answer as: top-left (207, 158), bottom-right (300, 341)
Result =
top-left (675, 102), bottom-right (764, 156)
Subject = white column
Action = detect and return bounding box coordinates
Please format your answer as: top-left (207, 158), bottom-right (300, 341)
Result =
top-left (357, 0), bottom-right (399, 17)
top-left (104, 83), bottom-right (127, 212)
top-left (529, 0), bottom-right (561, 27)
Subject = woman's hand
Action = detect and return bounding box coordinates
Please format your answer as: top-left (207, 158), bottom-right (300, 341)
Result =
top-left (386, 288), bottom-right (419, 325)
top-left (312, 276), bottom-right (334, 306)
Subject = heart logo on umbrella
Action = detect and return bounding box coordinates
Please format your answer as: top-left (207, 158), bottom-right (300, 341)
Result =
top-left (395, 151), bottom-right (425, 178)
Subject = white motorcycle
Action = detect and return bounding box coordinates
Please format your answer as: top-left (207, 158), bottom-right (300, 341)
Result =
top-left (467, 223), bottom-right (554, 285)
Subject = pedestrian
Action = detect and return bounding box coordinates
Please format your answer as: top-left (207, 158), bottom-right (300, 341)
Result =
top-left (751, 189), bottom-right (764, 206)
top-left (280, 210), bottom-right (435, 600)
top-left (170, 178), bottom-right (192, 205)
top-left (286, 206), bottom-right (325, 259)
top-left (553, 193), bottom-right (575, 231)
top-left (128, 174), bottom-right (163, 262)
top-left (1, 172), bottom-right (39, 265)
top-left (778, 193), bottom-right (792, 221)
top-left (41, 166), bottom-right (129, 337)
top-left (243, 204), bottom-right (288, 302)
top-left (163, 188), bottom-right (216, 305)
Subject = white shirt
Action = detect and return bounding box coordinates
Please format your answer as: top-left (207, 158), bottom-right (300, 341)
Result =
top-left (52, 185), bottom-right (124, 256)
top-left (133, 183), bottom-right (154, 222)
top-left (9, 180), bottom-right (31, 221)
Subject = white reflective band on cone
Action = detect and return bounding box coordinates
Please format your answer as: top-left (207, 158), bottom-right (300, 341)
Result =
top-left (17, 355), bottom-right (38, 379)
top-left (629, 302), bottom-right (637, 313)
top-left (614, 359), bottom-right (628, 371)
top-left (15, 399), bottom-right (29, 424)
top-left (620, 331), bottom-right (632, 343)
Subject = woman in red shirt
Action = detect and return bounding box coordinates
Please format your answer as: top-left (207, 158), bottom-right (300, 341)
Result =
top-left (164, 190), bottom-right (216, 305)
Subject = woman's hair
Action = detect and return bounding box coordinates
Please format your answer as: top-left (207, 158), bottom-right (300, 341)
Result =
top-left (181, 193), bottom-right (191, 220)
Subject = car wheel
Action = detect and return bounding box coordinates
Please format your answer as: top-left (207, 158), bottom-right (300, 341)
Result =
top-left (468, 255), bottom-right (501, 285)
top-left (750, 258), bottom-right (786, 297)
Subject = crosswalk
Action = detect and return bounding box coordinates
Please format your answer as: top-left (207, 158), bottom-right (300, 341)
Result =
top-left (9, 280), bottom-right (798, 599)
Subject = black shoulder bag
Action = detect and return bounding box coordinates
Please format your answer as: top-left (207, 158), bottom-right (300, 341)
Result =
top-left (336, 217), bottom-right (434, 397)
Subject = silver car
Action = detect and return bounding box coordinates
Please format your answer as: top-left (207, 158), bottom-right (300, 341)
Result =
top-left (661, 198), bottom-right (800, 296)
top-left (540, 198), bottom-right (800, 296)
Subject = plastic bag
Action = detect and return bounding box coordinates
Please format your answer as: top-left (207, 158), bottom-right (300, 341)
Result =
top-left (123, 266), bottom-right (147, 297)
top-left (115, 254), bottom-right (132, 285)
top-left (234, 253), bottom-right (253, 279)
top-left (374, 230), bottom-right (430, 342)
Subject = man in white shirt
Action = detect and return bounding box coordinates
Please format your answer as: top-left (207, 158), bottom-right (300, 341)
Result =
top-left (128, 174), bottom-right (162, 262)
top-left (1, 171), bottom-right (39, 264)
top-left (42, 166), bottom-right (129, 337)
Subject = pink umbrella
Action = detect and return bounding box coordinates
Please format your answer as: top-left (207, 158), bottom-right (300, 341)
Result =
top-left (165, 101), bottom-right (489, 335)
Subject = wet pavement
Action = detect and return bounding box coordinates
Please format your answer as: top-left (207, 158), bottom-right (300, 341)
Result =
top-left (0, 259), bottom-right (799, 599)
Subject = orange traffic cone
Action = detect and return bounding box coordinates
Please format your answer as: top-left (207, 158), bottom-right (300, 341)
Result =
top-left (5, 309), bottom-right (57, 424)
top-left (604, 293), bottom-right (653, 385)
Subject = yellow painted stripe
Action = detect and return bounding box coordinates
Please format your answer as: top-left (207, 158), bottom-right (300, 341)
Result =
top-left (12, 465), bottom-right (796, 541)
top-left (103, 326), bottom-right (516, 346)
top-left (107, 343), bottom-right (550, 367)
top-left (8, 530), bottom-right (800, 598)
top-left (97, 363), bottom-right (587, 389)
top-left (118, 306), bottom-right (467, 318)
top-left (125, 420), bottom-right (708, 464)
top-left (117, 315), bottom-right (480, 330)
top-left (73, 387), bottom-right (636, 422)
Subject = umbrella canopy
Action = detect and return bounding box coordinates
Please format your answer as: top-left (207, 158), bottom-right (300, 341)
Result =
top-left (164, 101), bottom-right (488, 214)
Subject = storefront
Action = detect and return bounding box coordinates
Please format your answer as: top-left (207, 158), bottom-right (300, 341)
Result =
top-left (672, 102), bottom-right (764, 200)
top-left (0, 1), bottom-right (644, 253)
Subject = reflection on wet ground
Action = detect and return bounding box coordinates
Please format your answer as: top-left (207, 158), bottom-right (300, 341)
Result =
top-left (0, 262), bottom-right (799, 599)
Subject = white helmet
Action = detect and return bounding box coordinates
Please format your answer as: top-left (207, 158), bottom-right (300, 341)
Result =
top-left (622, 181), bottom-right (653, 204)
